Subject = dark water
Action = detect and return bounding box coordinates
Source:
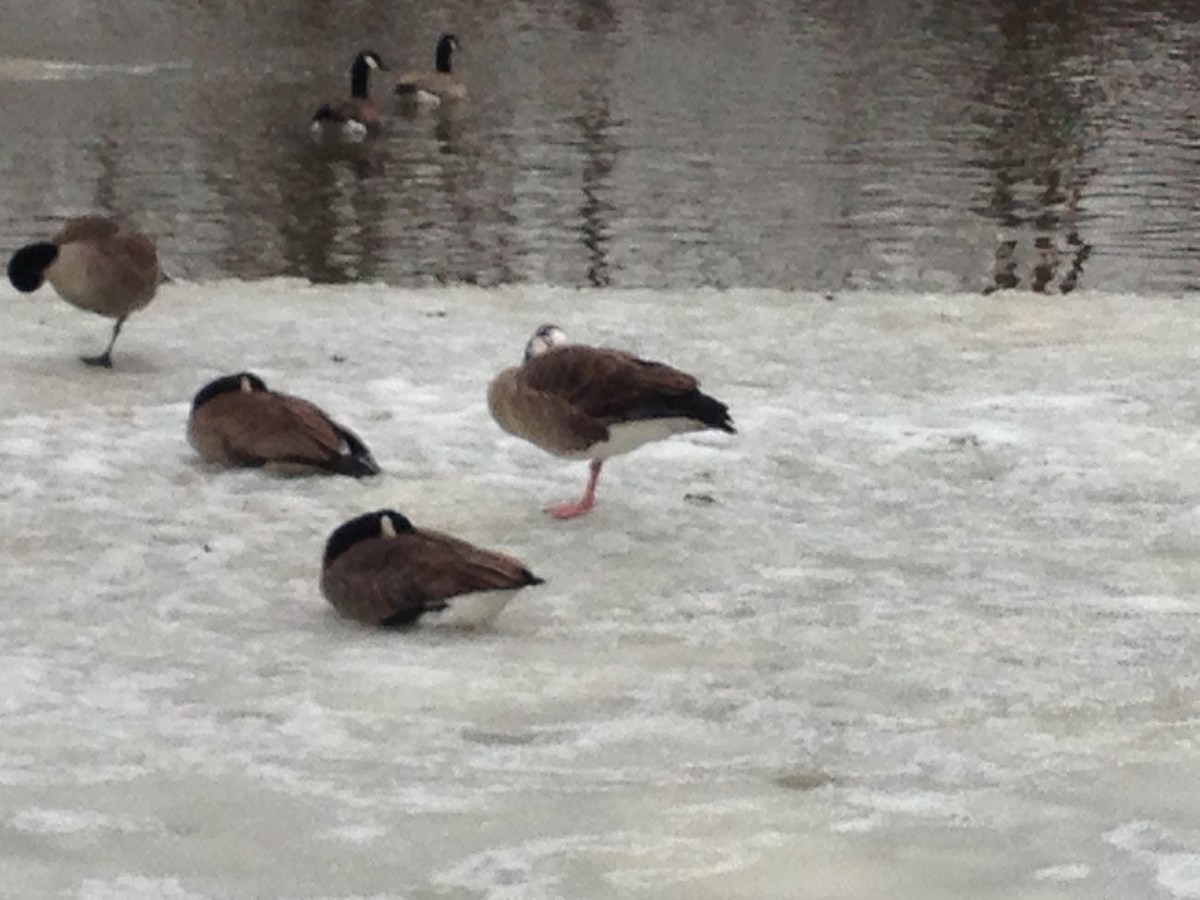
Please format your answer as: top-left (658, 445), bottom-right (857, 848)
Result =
top-left (0, 0), bottom-right (1196, 294)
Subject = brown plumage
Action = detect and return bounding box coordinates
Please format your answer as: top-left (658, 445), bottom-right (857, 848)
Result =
top-left (7, 215), bottom-right (159, 367)
top-left (187, 372), bottom-right (380, 478)
top-left (488, 324), bottom-right (736, 518)
top-left (321, 509), bottom-right (544, 628)
top-left (311, 50), bottom-right (389, 139)
top-left (395, 33), bottom-right (466, 105)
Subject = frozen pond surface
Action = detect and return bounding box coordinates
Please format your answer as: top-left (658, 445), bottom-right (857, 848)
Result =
top-left (1, 281), bottom-right (1199, 898)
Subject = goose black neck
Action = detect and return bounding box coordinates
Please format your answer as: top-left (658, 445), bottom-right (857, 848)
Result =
top-left (436, 39), bottom-right (454, 74)
top-left (351, 61), bottom-right (371, 98)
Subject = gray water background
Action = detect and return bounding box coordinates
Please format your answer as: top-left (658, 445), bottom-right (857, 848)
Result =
top-left (0, 0), bottom-right (1196, 294)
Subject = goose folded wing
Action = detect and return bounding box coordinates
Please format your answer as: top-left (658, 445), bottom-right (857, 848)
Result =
top-left (322, 540), bottom-right (428, 625)
top-left (206, 393), bottom-right (349, 466)
top-left (56, 216), bottom-right (122, 244)
top-left (408, 530), bottom-right (542, 603)
top-left (521, 346), bottom-right (701, 423)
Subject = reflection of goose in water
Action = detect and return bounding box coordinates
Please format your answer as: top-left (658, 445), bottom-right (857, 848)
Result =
top-left (577, 90), bottom-right (617, 287)
top-left (973, 1), bottom-right (1097, 295)
top-left (982, 167), bottom-right (1093, 296)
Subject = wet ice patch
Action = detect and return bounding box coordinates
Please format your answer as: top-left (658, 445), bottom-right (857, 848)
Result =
top-left (434, 832), bottom-right (750, 897)
top-left (1033, 863), bottom-right (1091, 882)
top-left (8, 807), bottom-right (163, 836)
top-left (1106, 821), bottom-right (1200, 898)
top-left (78, 876), bottom-right (205, 900)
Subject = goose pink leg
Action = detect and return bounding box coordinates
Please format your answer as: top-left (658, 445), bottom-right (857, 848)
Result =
top-left (546, 459), bottom-right (603, 519)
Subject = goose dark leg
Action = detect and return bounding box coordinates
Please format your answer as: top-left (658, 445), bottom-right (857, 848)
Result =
top-left (546, 459), bottom-right (603, 520)
top-left (82, 316), bottom-right (125, 368)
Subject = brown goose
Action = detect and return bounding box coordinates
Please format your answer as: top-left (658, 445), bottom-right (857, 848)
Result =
top-left (7, 215), bottom-right (159, 367)
top-left (311, 50), bottom-right (390, 139)
top-left (187, 372), bottom-right (380, 478)
top-left (488, 324), bottom-right (736, 519)
top-left (394, 34), bottom-right (466, 105)
top-left (321, 509), bottom-right (544, 628)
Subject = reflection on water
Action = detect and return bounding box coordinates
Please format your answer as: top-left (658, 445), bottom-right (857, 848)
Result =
top-left (974, 0), bottom-right (1098, 294)
top-left (0, 0), bottom-right (1195, 293)
top-left (577, 88), bottom-right (617, 288)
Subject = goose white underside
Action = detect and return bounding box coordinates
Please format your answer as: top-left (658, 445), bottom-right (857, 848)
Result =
top-left (309, 119), bottom-right (368, 142)
top-left (560, 417), bottom-right (704, 461)
top-left (422, 590), bottom-right (519, 629)
top-left (341, 120), bottom-right (369, 141)
top-left (45, 244), bottom-right (113, 314)
top-left (413, 89), bottom-right (442, 107)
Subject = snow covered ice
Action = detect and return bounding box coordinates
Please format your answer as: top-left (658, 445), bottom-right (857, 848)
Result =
top-left (1, 280), bottom-right (1199, 898)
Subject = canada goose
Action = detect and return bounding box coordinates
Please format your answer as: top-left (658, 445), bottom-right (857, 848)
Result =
top-left (394, 33), bottom-right (466, 105)
top-left (488, 325), bottom-right (736, 519)
top-left (188, 372), bottom-right (380, 477)
top-left (6, 215), bottom-right (159, 368)
top-left (321, 509), bottom-right (544, 628)
top-left (311, 50), bottom-right (390, 139)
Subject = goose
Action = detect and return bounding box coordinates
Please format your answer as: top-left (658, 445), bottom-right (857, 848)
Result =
top-left (321, 509), bottom-right (544, 628)
top-left (488, 324), bottom-right (736, 519)
top-left (187, 372), bottom-right (380, 477)
top-left (7, 215), bottom-right (159, 368)
top-left (311, 50), bottom-right (390, 139)
top-left (394, 33), bottom-right (466, 105)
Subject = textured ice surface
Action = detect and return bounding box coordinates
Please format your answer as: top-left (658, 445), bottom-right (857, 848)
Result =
top-left (1, 281), bottom-right (1198, 898)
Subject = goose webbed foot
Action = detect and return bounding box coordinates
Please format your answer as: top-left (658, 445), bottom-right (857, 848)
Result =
top-left (81, 317), bottom-right (124, 369)
top-left (81, 350), bottom-right (114, 368)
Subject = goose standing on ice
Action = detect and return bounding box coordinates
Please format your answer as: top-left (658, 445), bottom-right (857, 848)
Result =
top-left (488, 324), bottom-right (736, 519)
top-left (6, 215), bottom-right (159, 368)
top-left (321, 509), bottom-right (544, 628)
top-left (311, 50), bottom-right (390, 139)
top-left (394, 34), bottom-right (466, 105)
top-left (187, 372), bottom-right (380, 478)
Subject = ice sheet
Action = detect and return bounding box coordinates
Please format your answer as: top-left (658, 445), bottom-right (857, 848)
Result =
top-left (1, 281), bottom-right (1198, 898)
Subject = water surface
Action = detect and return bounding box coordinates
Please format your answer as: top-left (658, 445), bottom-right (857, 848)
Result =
top-left (0, 0), bottom-right (1195, 293)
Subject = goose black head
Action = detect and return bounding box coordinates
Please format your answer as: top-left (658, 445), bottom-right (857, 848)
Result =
top-left (354, 50), bottom-right (388, 72)
top-left (7, 241), bottom-right (59, 293)
top-left (324, 509), bottom-right (415, 567)
top-left (191, 372), bottom-right (268, 412)
top-left (524, 323), bottom-right (568, 362)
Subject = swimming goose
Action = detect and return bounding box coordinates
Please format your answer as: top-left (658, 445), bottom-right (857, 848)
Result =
top-left (488, 324), bottom-right (736, 519)
top-left (311, 50), bottom-right (390, 139)
top-left (321, 509), bottom-right (544, 628)
top-left (394, 34), bottom-right (466, 105)
top-left (7, 215), bottom-right (159, 368)
top-left (188, 372), bottom-right (380, 477)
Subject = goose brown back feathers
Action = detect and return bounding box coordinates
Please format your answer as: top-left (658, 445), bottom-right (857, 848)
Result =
top-left (395, 34), bottom-right (466, 102)
top-left (488, 344), bottom-right (735, 457)
top-left (188, 375), bottom-right (380, 477)
top-left (312, 98), bottom-right (385, 134)
top-left (320, 512), bottom-right (543, 627)
top-left (10, 215), bottom-right (159, 319)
